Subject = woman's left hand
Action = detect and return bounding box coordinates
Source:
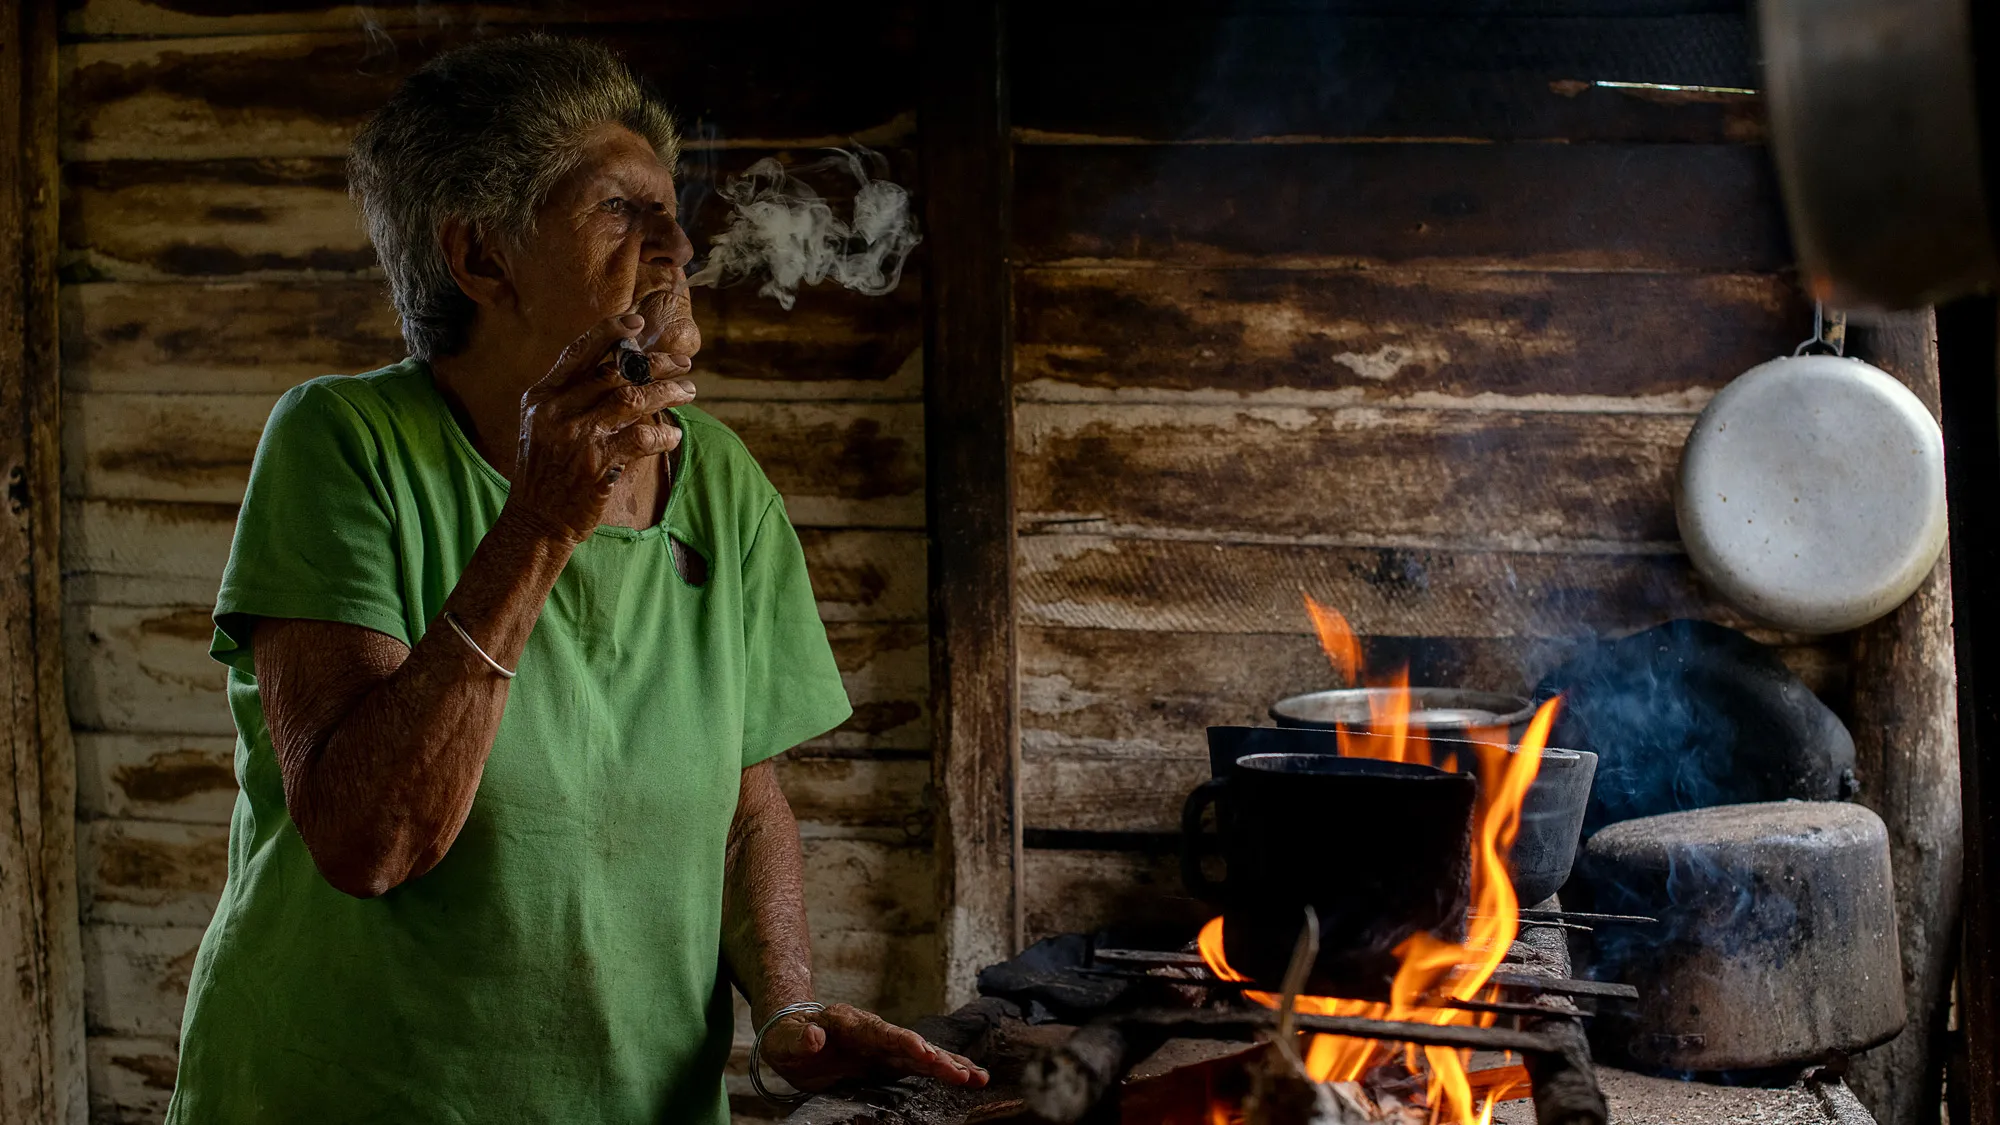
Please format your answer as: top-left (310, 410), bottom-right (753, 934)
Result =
top-left (760, 1003), bottom-right (990, 1093)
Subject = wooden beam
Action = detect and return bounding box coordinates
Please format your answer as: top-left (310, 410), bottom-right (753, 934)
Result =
top-left (1845, 312), bottom-right (1963, 1125)
top-left (920, 0), bottom-right (1019, 1005)
top-left (0, 0), bottom-right (85, 1120)
top-left (1939, 295), bottom-right (2000, 1125)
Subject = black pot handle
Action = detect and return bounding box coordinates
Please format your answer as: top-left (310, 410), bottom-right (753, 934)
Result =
top-left (1181, 777), bottom-right (1229, 902)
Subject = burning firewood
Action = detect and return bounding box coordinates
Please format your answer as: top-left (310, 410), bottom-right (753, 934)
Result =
top-left (1240, 1042), bottom-right (1348, 1125)
top-left (1242, 908), bottom-right (1367, 1125)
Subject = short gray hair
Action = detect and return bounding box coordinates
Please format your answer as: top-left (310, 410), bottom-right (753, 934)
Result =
top-left (349, 34), bottom-right (680, 360)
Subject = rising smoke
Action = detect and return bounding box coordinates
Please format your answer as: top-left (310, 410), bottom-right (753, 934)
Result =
top-left (687, 147), bottom-right (920, 310)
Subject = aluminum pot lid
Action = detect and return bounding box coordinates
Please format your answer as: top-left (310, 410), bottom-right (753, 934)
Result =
top-left (1676, 353), bottom-right (1946, 634)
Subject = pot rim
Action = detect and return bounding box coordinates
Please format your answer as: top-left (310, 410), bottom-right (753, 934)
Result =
top-left (1270, 686), bottom-right (1538, 730)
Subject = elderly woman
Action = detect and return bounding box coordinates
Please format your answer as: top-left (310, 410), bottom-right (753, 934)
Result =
top-left (165, 34), bottom-right (984, 1123)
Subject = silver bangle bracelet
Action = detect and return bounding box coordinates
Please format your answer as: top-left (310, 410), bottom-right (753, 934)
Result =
top-left (441, 611), bottom-right (516, 680)
top-left (750, 1000), bottom-right (826, 1106)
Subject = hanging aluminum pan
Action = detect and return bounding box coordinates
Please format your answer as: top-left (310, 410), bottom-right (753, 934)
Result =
top-left (1675, 352), bottom-right (1946, 634)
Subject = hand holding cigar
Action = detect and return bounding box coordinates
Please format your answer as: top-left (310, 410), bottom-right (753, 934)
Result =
top-left (616, 285), bottom-right (700, 386)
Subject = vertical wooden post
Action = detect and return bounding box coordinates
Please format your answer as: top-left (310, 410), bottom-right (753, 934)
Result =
top-left (1847, 313), bottom-right (1963, 1125)
top-left (1939, 296), bottom-right (2000, 1125)
top-left (920, 1), bottom-right (1019, 1004)
top-left (0, 0), bottom-right (85, 1120)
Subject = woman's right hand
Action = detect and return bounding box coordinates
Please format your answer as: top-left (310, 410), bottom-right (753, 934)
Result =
top-left (506, 313), bottom-right (696, 544)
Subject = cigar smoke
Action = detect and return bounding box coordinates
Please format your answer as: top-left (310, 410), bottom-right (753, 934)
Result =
top-left (687, 147), bottom-right (920, 309)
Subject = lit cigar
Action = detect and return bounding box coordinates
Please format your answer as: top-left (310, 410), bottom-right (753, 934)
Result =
top-left (615, 338), bottom-right (652, 385)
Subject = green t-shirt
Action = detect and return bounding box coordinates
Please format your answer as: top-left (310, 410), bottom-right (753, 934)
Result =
top-left (166, 360), bottom-right (852, 1124)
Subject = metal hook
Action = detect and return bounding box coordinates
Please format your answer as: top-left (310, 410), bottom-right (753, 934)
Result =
top-left (1794, 301), bottom-right (1847, 357)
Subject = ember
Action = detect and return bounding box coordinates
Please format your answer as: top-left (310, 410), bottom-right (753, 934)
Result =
top-left (1195, 595), bottom-right (1557, 1123)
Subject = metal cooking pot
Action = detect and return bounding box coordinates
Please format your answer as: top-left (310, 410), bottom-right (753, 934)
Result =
top-left (1270, 687), bottom-right (1535, 737)
top-left (1575, 801), bottom-right (1905, 1072)
top-left (1199, 725), bottom-right (1598, 917)
top-left (1760, 0), bottom-right (1995, 308)
top-left (1182, 747), bottom-right (1476, 998)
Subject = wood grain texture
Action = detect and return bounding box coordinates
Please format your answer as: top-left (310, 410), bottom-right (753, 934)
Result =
top-left (74, 734), bottom-right (234, 825)
top-left (1018, 534), bottom-right (1749, 638)
top-left (62, 158), bottom-right (366, 281)
top-left (921, 0), bottom-right (1019, 1007)
top-left (1015, 268), bottom-right (1801, 408)
top-left (83, 1034), bottom-right (177, 1125)
top-left (1014, 144), bottom-right (1790, 271)
top-left (64, 391), bottom-right (276, 505)
top-left (79, 924), bottom-right (202, 1040)
top-left (2, 0), bottom-right (87, 1117)
top-left (62, 500), bottom-right (233, 605)
top-left (1021, 848), bottom-right (1209, 947)
top-left (61, 280), bottom-right (922, 400)
top-left (796, 529), bottom-right (926, 624)
top-left (771, 758), bottom-right (930, 838)
top-left (1018, 403), bottom-right (1696, 546)
top-left (705, 401), bottom-right (925, 530)
top-left (66, 21), bottom-right (915, 161)
top-left (1843, 313), bottom-right (1962, 1125)
top-left (1014, 14), bottom-right (1760, 145)
top-left (63, 602), bottom-right (229, 735)
top-left (64, 392), bottom-right (923, 527)
top-left (815, 623), bottom-right (928, 753)
top-left (78, 819), bottom-right (224, 928)
top-left (1021, 755), bottom-right (1210, 838)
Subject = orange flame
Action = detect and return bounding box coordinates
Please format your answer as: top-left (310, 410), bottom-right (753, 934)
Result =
top-left (1201, 598), bottom-right (1558, 1124)
top-left (1303, 591), bottom-right (1363, 686)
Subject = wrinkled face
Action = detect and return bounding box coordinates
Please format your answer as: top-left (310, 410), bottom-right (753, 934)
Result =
top-left (505, 121), bottom-right (701, 367)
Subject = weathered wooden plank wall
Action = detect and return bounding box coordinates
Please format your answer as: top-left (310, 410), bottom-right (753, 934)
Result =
top-left (1008, 5), bottom-right (1957, 1119)
top-left (1005, 4), bottom-right (1838, 928)
top-left (5, 0), bottom-right (87, 1120)
top-left (920, 0), bottom-right (1020, 1008)
top-left (54, 3), bottom-right (929, 1121)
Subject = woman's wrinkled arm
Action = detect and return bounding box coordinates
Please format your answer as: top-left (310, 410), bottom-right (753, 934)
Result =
top-left (722, 763), bottom-right (987, 1093)
top-left (719, 762), bottom-right (815, 1016)
top-left (254, 508), bottom-right (573, 898)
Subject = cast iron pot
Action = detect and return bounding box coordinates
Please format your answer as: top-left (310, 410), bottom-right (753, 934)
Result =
top-left (1270, 687), bottom-right (1536, 738)
top-left (1201, 725), bottom-right (1598, 907)
top-left (1575, 801), bottom-right (1905, 1072)
top-left (1182, 748), bottom-right (1476, 998)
